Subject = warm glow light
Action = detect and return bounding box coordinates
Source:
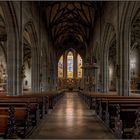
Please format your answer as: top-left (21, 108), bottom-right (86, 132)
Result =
top-left (77, 54), bottom-right (82, 78)
top-left (109, 67), bottom-right (113, 77)
top-left (65, 94), bottom-right (74, 126)
top-left (130, 58), bottom-right (136, 69)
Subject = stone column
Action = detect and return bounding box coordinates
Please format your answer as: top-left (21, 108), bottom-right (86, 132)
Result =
top-left (53, 53), bottom-right (58, 90)
top-left (50, 65), bottom-right (54, 91)
top-left (52, 52), bottom-right (57, 90)
top-left (38, 49), bottom-right (41, 92)
top-left (94, 69), bottom-right (97, 92)
top-left (82, 58), bottom-right (89, 91)
top-left (16, 2), bottom-right (23, 95)
top-left (63, 53), bottom-right (67, 78)
top-left (42, 54), bottom-right (48, 91)
top-left (119, 2), bottom-right (134, 96)
top-left (116, 1), bottom-right (122, 96)
top-left (38, 8), bottom-right (41, 93)
top-left (81, 61), bottom-right (85, 89)
top-left (73, 51), bottom-right (77, 78)
top-left (7, 2), bottom-right (23, 96)
top-left (46, 61), bottom-right (51, 91)
top-left (32, 46), bottom-right (40, 92)
top-left (102, 55), bottom-right (109, 93)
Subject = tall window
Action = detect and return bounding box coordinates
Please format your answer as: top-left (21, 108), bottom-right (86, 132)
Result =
top-left (77, 54), bottom-right (82, 78)
top-left (58, 55), bottom-right (63, 78)
top-left (67, 51), bottom-right (73, 78)
top-left (58, 51), bottom-right (83, 79)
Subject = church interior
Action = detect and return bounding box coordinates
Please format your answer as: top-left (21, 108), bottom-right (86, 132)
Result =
top-left (0, 1), bottom-right (140, 139)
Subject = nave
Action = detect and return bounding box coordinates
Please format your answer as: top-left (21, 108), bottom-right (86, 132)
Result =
top-left (0, 1), bottom-right (140, 139)
top-left (29, 92), bottom-right (115, 139)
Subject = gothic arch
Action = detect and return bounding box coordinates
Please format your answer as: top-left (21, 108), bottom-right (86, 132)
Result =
top-left (0, 5), bottom-right (7, 67)
top-left (65, 48), bottom-right (75, 57)
top-left (119, 1), bottom-right (138, 95)
top-left (57, 45), bottom-right (84, 63)
top-left (0, 2), bottom-right (19, 95)
top-left (92, 42), bottom-right (101, 92)
top-left (23, 21), bottom-right (39, 92)
top-left (130, 6), bottom-right (140, 92)
top-left (24, 21), bottom-right (38, 48)
top-left (0, 5), bottom-right (7, 92)
top-left (101, 23), bottom-right (116, 92)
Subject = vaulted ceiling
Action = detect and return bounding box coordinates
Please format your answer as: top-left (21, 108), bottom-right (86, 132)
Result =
top-left (39, 1), bottom-right (101, 57)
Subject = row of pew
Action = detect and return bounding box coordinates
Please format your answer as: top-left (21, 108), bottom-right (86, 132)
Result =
top-left (0, 90), bottom-right (65, 139)
top-left (78, 91), bottom-right (140, 139)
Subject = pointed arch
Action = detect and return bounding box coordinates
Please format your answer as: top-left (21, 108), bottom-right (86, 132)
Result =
top-left (0, 2), bottom-right (19, 95)
top-left (101, 23), bottom-right (116, 92)
top-left (130, 6), bottom-right (140, 93)
top-left (23, 21), bottom-right (39, 92)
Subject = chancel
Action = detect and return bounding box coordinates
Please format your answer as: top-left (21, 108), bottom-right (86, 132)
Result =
top-left (0, 1), bottom-right (140, 139)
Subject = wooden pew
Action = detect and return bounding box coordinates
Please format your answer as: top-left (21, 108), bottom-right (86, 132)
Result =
top-left (0, 97), bottom-right (40, 138)
top-left (78, 91), bottom-right (117, 109)
top-left (24, 90), bottom-right (65, 110)
top-left (114, 103), bottom-right (140, 139)
top-left (94, 96), bottom-right (140, 139)
top-left (0, 107), bottom-right (15, 138)
top-left (0, 102), bottom-right (32, 138)
top-left (23, 93), bottom-right (49, 117)
top-left (78, 92), bottom-right (140, 139)
top-left (0, 96), bottom-right (40, 126)
top-left (0, 90), bottom-right (65, 138)
top-left (41, 91), bottom-right (64, 109)
top-left (92, 95), bottom-right (140, 118)
top-left (134, 109), bottom-right (140, 139)
top-left (14, 106), bottom-right (31, 138)
top-left (22, 94), bottom-right (45, 119)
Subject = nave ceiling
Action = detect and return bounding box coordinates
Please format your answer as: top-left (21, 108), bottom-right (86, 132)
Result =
top-left (39, 1), bottom-right (102, 58)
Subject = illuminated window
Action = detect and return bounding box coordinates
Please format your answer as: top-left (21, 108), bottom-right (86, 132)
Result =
top-left (67, 51), bottom-right (73, 78)
top-left (77, 54), bottom-right (82, 78)
top-left (58, 55), bottom-right (63, 78)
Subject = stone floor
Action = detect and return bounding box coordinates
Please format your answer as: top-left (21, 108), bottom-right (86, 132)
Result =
top-left (29, 92), bottom-right (116, 139)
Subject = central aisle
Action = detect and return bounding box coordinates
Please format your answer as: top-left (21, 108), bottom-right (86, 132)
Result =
top-left (29, 92), bottom-right (115, 139)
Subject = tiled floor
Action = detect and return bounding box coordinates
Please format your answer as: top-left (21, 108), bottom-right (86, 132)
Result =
top-left (29, 92), bottom-right (116, 139)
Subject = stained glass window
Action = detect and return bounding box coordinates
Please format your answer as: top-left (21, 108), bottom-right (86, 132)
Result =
top-left (58, 55), bottom-right (63, 78)
top-left (67, 51), bottom-right (73, 78)
top-left (77, 54), bottom-right (82, 78)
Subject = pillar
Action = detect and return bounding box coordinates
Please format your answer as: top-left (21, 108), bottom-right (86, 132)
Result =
top-left (73, 51), bottom-right (77, 78)
top-left (63, 53), bottom-right (67, 79)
